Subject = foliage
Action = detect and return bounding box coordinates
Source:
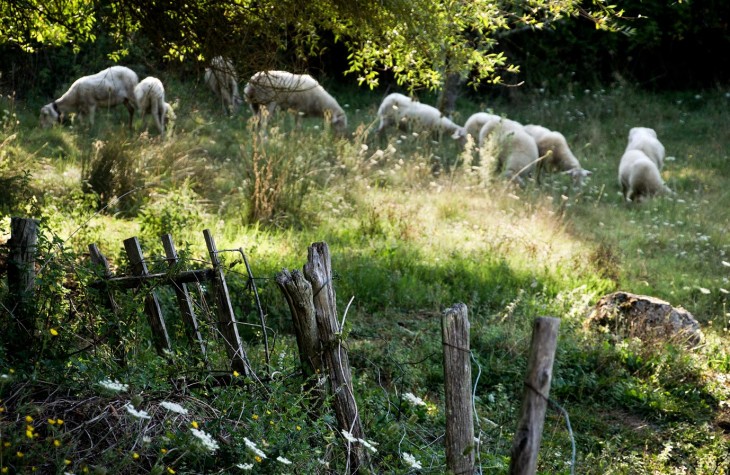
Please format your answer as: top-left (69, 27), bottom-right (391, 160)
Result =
top-left (0, 0), bottom-right (619, 93)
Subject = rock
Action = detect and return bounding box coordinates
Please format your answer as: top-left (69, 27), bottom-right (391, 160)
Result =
top-left (586, 291), bottom-right (703, 346)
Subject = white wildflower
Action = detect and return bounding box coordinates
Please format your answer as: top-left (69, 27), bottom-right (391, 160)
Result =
top-left (402, 452), bottom-right (422, 469)
top-left (124, 403), bottom-right (151, 420)
top-left (722, 261), bottom-right (730, 267)
top-left (276, 456), bottom-right (292, 465)
top-left (403, 392), bottom-right (426, 407)
top-left (191, 428), bottom-right (219, 453)
top-left (341, 429), bottom-right (358, 443)
top-left (160, 401), bottom-right (188, 415)
top-left (99, 379), bottom-right (128, 392)
top-left (243, 437), bottom-right (267, 459)
top-left (143, 436), bottom-right (152, 443)
top-left (699, 287), bottom-right (711, 295)
top-left (236, 463), bottom-right (254, 470)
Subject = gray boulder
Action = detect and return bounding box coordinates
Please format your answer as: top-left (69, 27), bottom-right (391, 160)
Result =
top-left (586, 291), bottom-right (703, 346)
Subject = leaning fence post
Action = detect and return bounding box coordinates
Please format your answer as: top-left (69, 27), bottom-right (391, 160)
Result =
top-left (509, 316), bottom-right (561, 475)
top-left (123, 237), bottom-right (172, 356)
top-left (89, 243), bottom-right (125, 366)
top-left (442, 303), bottom-right (475, 475)
top-left (6, 217), bottom-right (39, 351)
top-left (304, 242), bottom-right (368, 474)
top-left (203, 229), bottom-right (253, 378)
top-left (161, 234), bottom-right (208, 363)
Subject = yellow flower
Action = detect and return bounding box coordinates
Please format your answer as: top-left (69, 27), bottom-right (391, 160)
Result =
top-left (161, 448), bottom-right (168, 454)
top-left (233, 370), bottom-right (240, 377)
top-left (48, 418), bottom-right (56, 425)
top-left (252, 414), bottom-right (259, 420)
top-left (191, 421), bottom-right (199, 429)
top-left (26, 429), bottom-right (34, 439)
top-left (56, 419), bottom-right (64, 425)
top-left (2, 467), bottom-right (8, 473)
top-left (83, 467), bottom-right (89, 473)
top-left (269, 420), bottom-right (274, 426)
top-left (296, 425), bottom-right (302, 431)
top-left (53, 439), bottom-right (61, 447)
top-left (8, 369), bottom-right (14, 374)
top-left (0, 407), bottom-right (4, 413)
top-left (16, 451), bottom-right (24, 458)
top-left (255, 456), bottom-right (262, 463)
top-left (64, 459), bottom-right (71, 465)
top-left (132, 452), bottom-right (140, 460)
top-left (25, 415), bottom-right (33, 423)
top-left (3, 442), bottom-right (10, 447)
top-left (167, 468), bottom-right (176, 474)
top-left (266, 410), bottom-right (271, 415)
top-left (50, 328), bottom-right (59, 336)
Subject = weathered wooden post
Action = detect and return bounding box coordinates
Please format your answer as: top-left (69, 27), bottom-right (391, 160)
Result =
top-left (442, 303), bottom-right (475, 475)
top-left (89, 243), bottom-right (125, 366)
top-left (509, 317), bottom-right (561, 475)
top-left (161, 234), bottom-right (208, 361)
top-left (303, 242), bottom-right (368, 474)
top-left (123, 237), bottom-right (172, 356)
top-left (6, 217), bottom-right (39, 350)
top-left (203, 229), bottom-right (253, 377)
top-left (275, 268), bottom-right (322, 381)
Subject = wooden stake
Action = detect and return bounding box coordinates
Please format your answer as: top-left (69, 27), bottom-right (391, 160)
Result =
top-left (442, 303), bottom-right (475, 475)
top-left (89, 243), bottom-right (125, 366)
top-left (509, 317), bottom-right (561, 475)
top-left (7, 217), bottom-right (39, 351)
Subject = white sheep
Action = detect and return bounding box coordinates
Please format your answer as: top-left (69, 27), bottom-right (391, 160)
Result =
top-left (39, 66), bottom-right (138, 129)
top-left (376, 93), bottom-right (462, 138)
top-left (618, 149), bottom-right (672, 202)
top-left (204, 56), bottom-right (242, 115)
top-left (523, 124), bottom-right (592, 186)
top-left (134, 76), bottom-right (167, 137)
top-left (478, 118), bottom-right (539, 186)
top-left (456, 112), bottom-right (501, 144)
top-left (243, 70), bottom-right (347, 135)
top-left (625, 127), bottom-right (665, 169)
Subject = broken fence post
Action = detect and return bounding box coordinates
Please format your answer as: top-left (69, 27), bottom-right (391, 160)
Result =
top-left (89, 243), bottom-right (125, 366)
top-left (6, 217), bottom-right (39, 352)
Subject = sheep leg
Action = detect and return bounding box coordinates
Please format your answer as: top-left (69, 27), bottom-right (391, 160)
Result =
top-left (87, 105), bottom-right (96, 127)
top-left (124, 98), bottom-right (135, 129)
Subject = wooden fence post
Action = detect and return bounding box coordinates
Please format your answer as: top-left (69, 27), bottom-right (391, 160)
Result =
top-left (303, 242), bottom-right (368, 474)
top-left (509, 316), bottom-right (561, 475)
top-left (161, 234), bottom-right (208, 362)
top-left (89, 243), bottom-right (125, 366)
top-left (275, 268), bottom-right (322, 382)
top-left (442, 303), bottom-right (475, 475)
top-left (6, 217), bottom-right (39, 350)
top-left (203, 229), bottom-right (253, 378)
top-left (123, 237), bottom-right (172, 356)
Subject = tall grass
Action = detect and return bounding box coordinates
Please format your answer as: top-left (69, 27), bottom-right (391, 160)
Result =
top-left (1, 81), bottom-right (730, 473)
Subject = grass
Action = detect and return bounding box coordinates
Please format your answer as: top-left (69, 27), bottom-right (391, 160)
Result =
top-left (1, 79), bottom-right (730, 473)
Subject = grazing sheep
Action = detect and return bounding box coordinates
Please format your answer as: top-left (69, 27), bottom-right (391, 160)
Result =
top-left (376, 93), bottom-right (462, 138)
top-left (618, 149), bottom-right (672, 202)
top-left (244, 70), bottom-right (347, 135)
top-left (456, 112), bottom-right (501, 144)
top-left (479, 118), bottom-right (539, 186)
top-left (523, 124), bottom-right (592, 186)
top-left (39, 66), bottom-right (138, 129)
top-left (625, 127), bottom-right (665, 169)
top-left (134, 76), bottom-right (167, 137)
top-left (204, 56), bottom-right (242, 115)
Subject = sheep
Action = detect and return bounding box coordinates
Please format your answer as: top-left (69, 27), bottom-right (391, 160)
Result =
top-left (134, 76), bottom-right (167, 137)
top-left (523, 124), bottom-right (592, 186)
top-left (204, 56), bottom-right (243, 115)
top-left (478, 118), bottom-right (539, 186)
top-left (618, 149), bottom-right (672, 202)
top-left (39, 66), bottom-right (138, 129)
top-left (456, 112), bottom-right (501, 145)
top-left (376, 93), bottom-right (462, 138)
top-left (243, 70), bottom-right (347, 135)
top-left (625, 127), bottom-right (665, 169)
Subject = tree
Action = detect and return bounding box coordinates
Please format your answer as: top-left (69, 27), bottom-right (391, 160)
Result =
top-left (0, 0), bottom-right (618, 95)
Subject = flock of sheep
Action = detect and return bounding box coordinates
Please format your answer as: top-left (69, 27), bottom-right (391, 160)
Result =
top-left (37, 59), bottom-right (672, 203)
